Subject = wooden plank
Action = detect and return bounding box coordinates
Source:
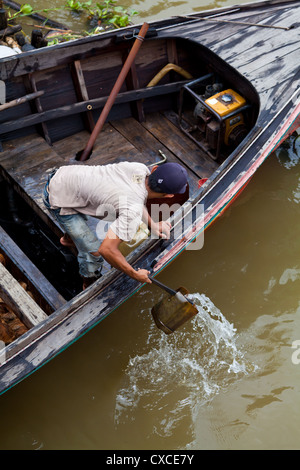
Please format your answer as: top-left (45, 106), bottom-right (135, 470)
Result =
top-left (51, 130), bottom-right (90, 160)
top-left (125, 60), bottom-right (145, 122)
top-left (242, 51), bottom-right (300, 96)
top-left (71, 60), bottom-right (95, 132)
top-left (0, 225), bottom-right (66, 311)
top-left (0, 143), bottom-right (62, 175)
top-left (24, 74), bottom-right (52, 146)
top-left (209, 9), bottom-right (298, 65)
top-left (258, 70), bottom-right (300, 123)
top-left (238, 41), bottom-right (299, 79)
top-left (141, 112), bottom-right (219, 179)
top-left (0, 262), bottom-right (48, 328)
top-left (87, 124), bottom-right (143, 165)
top-left (0, 133), bottom-right (47, 161)
top-left (185, 6), bottom-right (300, 82)
top-left (52, 123), bottom-right (142, 164)
top-left (168, 10), bottom-right (272, 49)
top-left (110, 116), bottom-right (201, 195)
top-left (0, 35), bottom-right (115, 81)
top-left (171, 4), bottom-right (295, 48)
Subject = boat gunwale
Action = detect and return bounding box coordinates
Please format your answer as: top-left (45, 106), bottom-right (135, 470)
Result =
top-left (0, 0), bottom-right (299, 79)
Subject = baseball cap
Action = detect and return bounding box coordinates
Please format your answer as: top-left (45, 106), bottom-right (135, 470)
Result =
top-left (152, 162), bottom-right (188, 194)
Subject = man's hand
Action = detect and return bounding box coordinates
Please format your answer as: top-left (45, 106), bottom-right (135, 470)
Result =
top-left (142, 207), bottom-right (171, 239)
top-left (151, 220), bottom-right (171, 239)
top-left (134, 268), bottom-right (152, 284)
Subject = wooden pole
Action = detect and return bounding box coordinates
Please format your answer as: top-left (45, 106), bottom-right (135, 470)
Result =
top-left (0, 90), bottom-right (44, 111)
top-left (79, 22), bottom-right (149, 161)
top-left (0, 24), bottom-right (21, 38)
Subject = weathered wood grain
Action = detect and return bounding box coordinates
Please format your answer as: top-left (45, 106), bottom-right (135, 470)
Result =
top-left (0, 262), bottom-right (48, 328)
top-left (142, 112), bottom-right (219, 179)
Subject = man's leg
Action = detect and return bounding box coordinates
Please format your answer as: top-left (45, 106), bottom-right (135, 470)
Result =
top-left (43, 181), bottom-right (103, 288)
top-left (56, 213), bottom-right (103, 283)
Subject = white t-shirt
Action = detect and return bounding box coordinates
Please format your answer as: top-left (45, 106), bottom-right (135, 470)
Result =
top-left (48, 162), bottom-right (150, 242)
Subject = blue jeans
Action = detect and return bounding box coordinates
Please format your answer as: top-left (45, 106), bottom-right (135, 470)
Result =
top-left (43, 172), bottom-right (103, 279)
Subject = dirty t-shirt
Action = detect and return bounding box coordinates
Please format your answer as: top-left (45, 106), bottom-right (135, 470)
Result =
top-left (48, 162), bottom-right (150, 242)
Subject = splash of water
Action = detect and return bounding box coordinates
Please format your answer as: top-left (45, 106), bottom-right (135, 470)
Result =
top-left (114, 293), bottom-right (254, 438)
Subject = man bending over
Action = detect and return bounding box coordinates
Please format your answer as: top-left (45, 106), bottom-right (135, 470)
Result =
top-left (43, 161), bottom-right (188, 289)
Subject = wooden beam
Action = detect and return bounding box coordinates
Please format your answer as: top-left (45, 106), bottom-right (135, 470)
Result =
top-left (0, 262), bottom-right (48, 328)
top-left (71, 60), bottom-right (95, 132)
top-left (27, 73), bottom-right (52, 145)
top-left (0, 80), bottom-right (190, 135)
top-left (123, 48), bottom-right (145, 122)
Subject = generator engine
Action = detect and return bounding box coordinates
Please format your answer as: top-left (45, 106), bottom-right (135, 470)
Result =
top-left (178, 77), bottom-right (251, 160)
top-left (194, 89), bottom-right (248, 150)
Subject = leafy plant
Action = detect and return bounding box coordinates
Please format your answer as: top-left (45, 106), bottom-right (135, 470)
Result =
top-left (65, 0), bottom-right (92, 13)
top-left (7, 3), bottom-right (61, 19)
top-left (5, 1), bottom-right (139, 47)
top-left (76, 0), bottom-right (138, 28)
top-left (19, 3), bottom-right (33, 15)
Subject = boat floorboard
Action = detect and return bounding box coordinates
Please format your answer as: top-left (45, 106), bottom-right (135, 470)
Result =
top-left (0, 112), bottom-right (218, 239)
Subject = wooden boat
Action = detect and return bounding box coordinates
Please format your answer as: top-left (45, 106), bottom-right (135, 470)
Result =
top-left (0, 0), bottom-right (299, 395)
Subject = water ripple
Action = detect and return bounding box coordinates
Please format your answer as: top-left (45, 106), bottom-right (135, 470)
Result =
top-left (114, 294), bottom-right (256, 439)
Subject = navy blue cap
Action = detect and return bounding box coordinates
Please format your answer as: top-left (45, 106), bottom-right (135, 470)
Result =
top-left (152, 162), bottom-right (188, 194)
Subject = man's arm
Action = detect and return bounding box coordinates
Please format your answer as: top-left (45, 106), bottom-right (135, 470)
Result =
top-left (94, 228), bottom-right (151, 284)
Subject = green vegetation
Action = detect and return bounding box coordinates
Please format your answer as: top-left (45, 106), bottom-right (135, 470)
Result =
top-left (65, 0), bottom-right (138, 28)
top-left (5, 1), bottom-right (139, 45)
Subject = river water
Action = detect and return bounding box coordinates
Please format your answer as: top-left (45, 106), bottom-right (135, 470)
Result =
top-left (1, 0), bottom-right (300, 451)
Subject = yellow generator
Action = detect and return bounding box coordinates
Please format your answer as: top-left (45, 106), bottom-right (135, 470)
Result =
top-left (178, 77), bottom-right (251, 160)
top-left (204, 89), bottom-right (247, 148)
